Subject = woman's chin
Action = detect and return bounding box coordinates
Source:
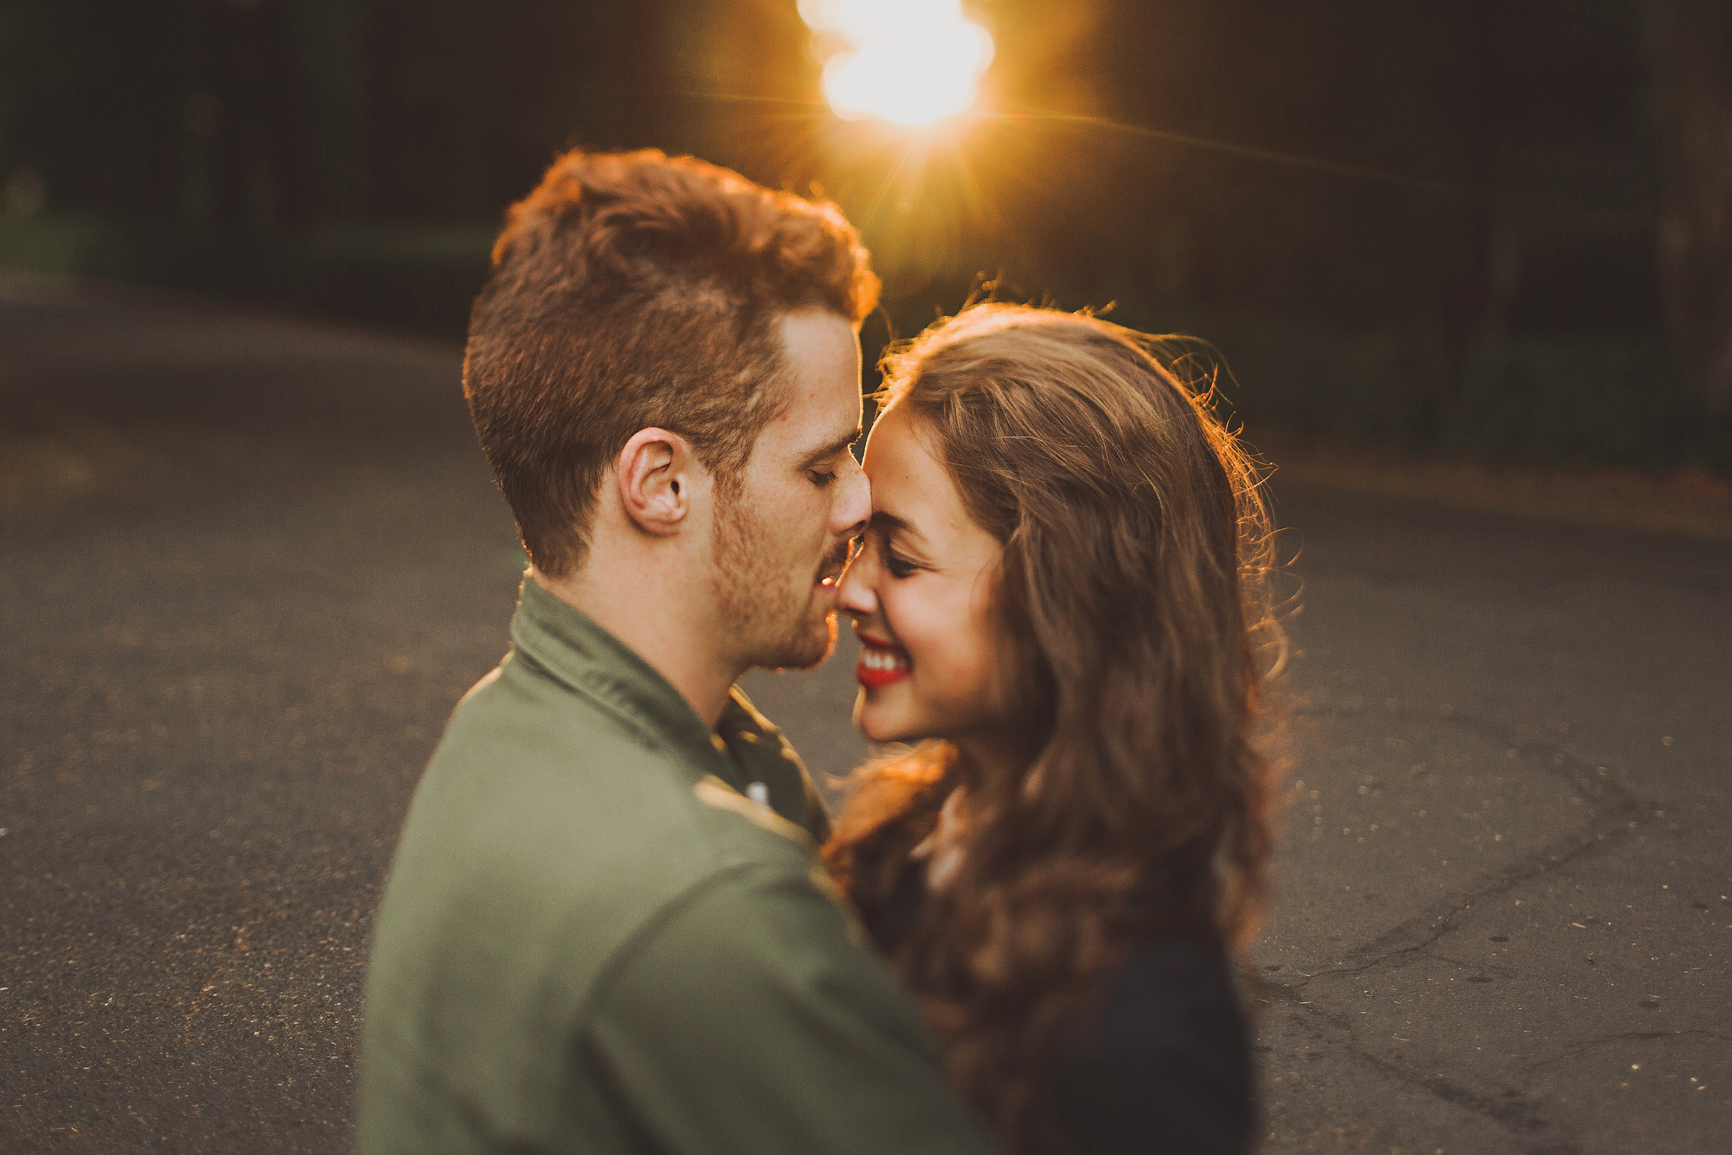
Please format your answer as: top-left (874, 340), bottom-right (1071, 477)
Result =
top-left (851, 691), bottom-right (911, 745)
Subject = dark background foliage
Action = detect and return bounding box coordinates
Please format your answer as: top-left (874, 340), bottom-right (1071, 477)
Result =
top-left (2, 0), bottom-right (1728, 471)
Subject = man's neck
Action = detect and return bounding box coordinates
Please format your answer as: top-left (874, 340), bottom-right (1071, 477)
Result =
top-left (529, 564), bottom-right (739, 730)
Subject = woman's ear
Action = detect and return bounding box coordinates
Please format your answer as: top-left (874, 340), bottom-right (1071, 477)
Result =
top-left (616, 427), bottom-right (698, 536)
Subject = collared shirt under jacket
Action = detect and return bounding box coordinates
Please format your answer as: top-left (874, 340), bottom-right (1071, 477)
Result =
top-left (356, 575), bottom-right (992, 1155)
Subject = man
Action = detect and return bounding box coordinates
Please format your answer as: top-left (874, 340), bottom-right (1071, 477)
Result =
top-left (356, 150), bottom-right (992, 1155)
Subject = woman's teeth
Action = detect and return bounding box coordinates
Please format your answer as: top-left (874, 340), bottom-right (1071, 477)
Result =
top-left (856, 644), bottom-right (911, 687)
top-left (861, 648), bottom-right (908, 671)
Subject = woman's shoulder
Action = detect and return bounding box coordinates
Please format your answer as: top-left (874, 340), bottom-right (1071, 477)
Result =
top-left (1047, 936), bottom-right (1255, 1155)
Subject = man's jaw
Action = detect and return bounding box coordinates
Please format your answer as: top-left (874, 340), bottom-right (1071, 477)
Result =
top-left (733, 540), bottom-right (853, 672)
top-left (756, 607), bottom-right (836, 672)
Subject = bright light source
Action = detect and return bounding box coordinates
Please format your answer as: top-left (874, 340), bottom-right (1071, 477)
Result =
top-left (799, 0), bottom-right (993, 126)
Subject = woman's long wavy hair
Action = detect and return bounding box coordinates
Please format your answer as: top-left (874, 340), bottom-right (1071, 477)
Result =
top-left (823, 303), bottom-right (1286, 1151)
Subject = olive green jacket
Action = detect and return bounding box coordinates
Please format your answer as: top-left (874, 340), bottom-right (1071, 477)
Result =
top-left (356, 576), bottom-right (991, 1155)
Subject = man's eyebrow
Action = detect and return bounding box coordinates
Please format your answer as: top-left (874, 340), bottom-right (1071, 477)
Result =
top-left (801, 427), bottom-right (863, 467)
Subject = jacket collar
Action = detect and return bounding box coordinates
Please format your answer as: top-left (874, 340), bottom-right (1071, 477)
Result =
top-left (507, 574), bottom-right (782, 793)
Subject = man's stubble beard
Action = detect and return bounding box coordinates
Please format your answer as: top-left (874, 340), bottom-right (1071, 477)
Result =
top-left (710, 486), bottom-right (837, 672)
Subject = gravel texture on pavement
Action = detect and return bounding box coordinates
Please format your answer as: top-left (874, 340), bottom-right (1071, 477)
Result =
top-left (3, 275), bottom-right (1727, 1153)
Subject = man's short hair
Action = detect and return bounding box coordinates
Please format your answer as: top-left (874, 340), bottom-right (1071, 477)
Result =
top-left (464, 149), bottom-right (880, 577)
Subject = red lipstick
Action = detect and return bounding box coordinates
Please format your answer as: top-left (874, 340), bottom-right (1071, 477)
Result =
top-left (856, 636), bottom-right (911, 688)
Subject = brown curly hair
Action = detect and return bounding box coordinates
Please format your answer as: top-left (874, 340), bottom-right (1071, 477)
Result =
top-left (823, 304), bottom-right (1285, 1151)
top-left (464, 148), bottom-right (879, 577)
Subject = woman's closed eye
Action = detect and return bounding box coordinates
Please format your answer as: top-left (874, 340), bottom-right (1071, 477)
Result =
top-left (884, 551), bottom-right (919, 579)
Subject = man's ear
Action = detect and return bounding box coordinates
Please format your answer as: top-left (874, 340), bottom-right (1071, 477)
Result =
top-left (616, 427), bottom-right (700, 537)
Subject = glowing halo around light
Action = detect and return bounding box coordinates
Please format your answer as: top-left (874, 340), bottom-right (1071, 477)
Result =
top-left (798, 0), bottom-right (994, 126)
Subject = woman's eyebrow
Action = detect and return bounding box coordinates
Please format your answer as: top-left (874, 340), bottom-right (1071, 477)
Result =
top-left (869, 509), bottom-right (920, 542)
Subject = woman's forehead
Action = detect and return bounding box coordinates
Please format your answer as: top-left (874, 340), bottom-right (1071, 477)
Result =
top-left (864, 407), bottom-right (943, 502)
top-left (864, 406), bottom-right (984, 549)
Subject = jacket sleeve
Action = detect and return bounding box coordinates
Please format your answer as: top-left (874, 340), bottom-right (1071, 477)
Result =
top-left (572, 863), bottom-right (995, 1155)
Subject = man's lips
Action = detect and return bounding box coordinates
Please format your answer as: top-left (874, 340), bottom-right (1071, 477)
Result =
top-left (856, 636), bottom-right (910, 688)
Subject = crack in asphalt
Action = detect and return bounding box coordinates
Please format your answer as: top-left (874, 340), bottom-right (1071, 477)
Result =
top-left (1273, 706), bottom-right (1650, 988)
top-left (1258, 706), bottom-right (1665, 1151)
top-left (1266, 989), bottom-right (1584, 1153)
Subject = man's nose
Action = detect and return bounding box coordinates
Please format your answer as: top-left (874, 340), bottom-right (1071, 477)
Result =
top-left (831, 453), bottom-right (870, 541)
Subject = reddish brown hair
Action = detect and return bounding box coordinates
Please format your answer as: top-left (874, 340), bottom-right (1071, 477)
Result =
top-left (824, 304), bottom-right (1285, 1150)
top-left (463, 149), bottom-right (879, 576)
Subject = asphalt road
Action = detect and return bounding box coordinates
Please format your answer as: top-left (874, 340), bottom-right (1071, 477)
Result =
top-left (3, 275), bottom-right (1728, 1153)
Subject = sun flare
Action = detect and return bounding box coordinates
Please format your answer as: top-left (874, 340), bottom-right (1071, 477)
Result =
top-left (798, 0), bottom-right (994, 126)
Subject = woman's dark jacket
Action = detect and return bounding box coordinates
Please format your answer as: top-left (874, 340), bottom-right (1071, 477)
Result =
top-left (860, 869), bottom-right (1255, 1155)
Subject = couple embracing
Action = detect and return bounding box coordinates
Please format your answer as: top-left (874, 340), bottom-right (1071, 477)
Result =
top-left (357, 148), bottom-right (1281, 1155)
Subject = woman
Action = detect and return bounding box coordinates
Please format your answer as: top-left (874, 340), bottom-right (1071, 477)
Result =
top-left (826, 303), bottom-right (1284, 1154)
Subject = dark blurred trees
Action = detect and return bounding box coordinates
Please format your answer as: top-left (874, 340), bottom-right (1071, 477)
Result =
top-left (363, 0), bottom-right (668, 217)
top-left (0, 0), bottom-right (666, 228)
top-left (0, 0), bottom-right (355, 228)
top-left (1646, 0), bottom-right (1732, 410)
top-left (988, 0), bottom-right (1659, 328)
top-left (0, 0), bottom-right (1725, 449)
top-left (977, 0), bottom-right (1468, 325)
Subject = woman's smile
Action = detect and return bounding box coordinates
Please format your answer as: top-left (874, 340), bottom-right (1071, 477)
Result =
top-left (856, 636), bottom-right (911, 687)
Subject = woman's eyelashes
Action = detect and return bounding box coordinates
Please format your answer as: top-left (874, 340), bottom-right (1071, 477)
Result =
top-left (851, 530), bottom-right (919, 579)
top-left (884, 550), bottom-right (919, 579)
